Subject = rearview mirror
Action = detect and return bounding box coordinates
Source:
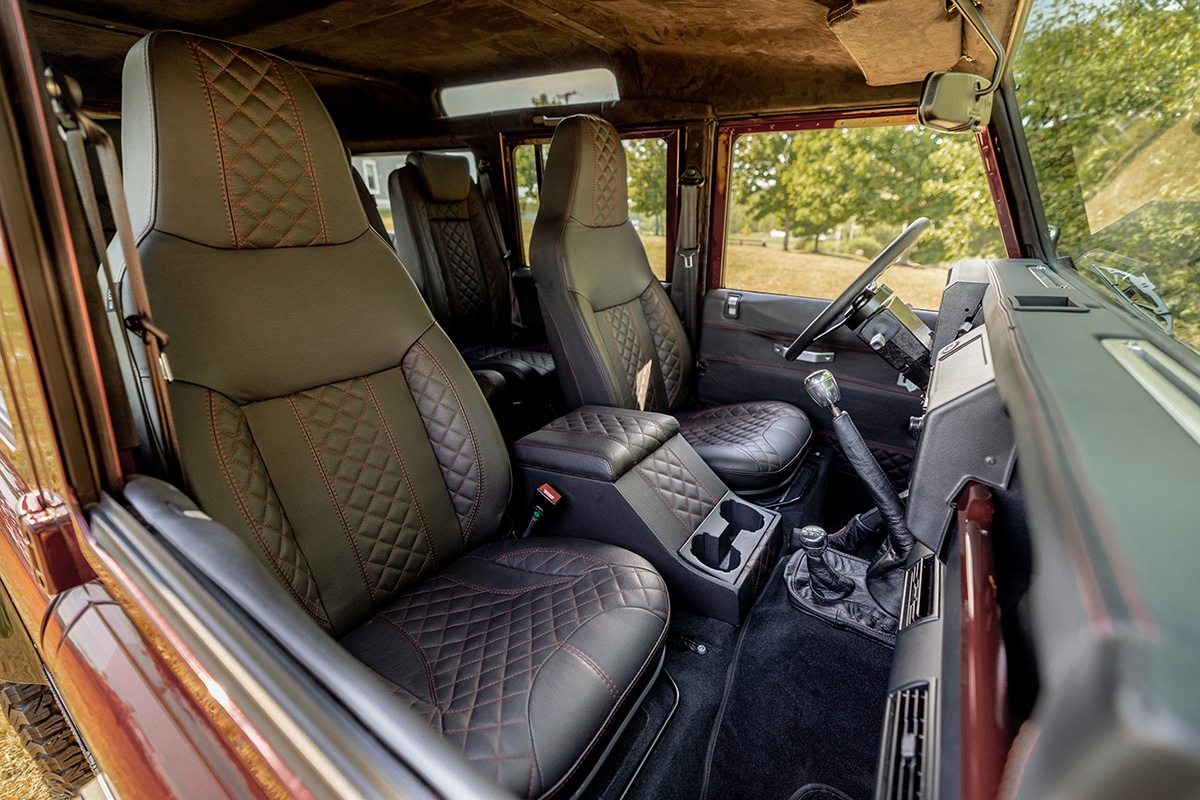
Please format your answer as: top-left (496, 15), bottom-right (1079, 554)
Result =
top-left (918, 72), bottom-right (992, 133)
top-left (918, 0), bottom-right (1006, 134)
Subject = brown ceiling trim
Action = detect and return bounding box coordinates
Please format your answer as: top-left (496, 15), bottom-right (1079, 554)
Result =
top-left (212, 0), bottom-right (439, 52)
top-left (493, 0), bottom-right (645, 98)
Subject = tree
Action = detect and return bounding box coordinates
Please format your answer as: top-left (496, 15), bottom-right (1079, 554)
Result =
top-left (921, 136), bottom-right (1005, 262)
top-left (732, 132), bottom-right (797, 249)
top-left (512, 144), bottom-right (542, 217)
top-left (625, 138), bottom-right (667, 235)
top-left (1011, 0), bottom-right (1200, 348)
top-left (781, 129), bottom-right (864, 252)
top-left (531, 91), bottom-right (579, 107)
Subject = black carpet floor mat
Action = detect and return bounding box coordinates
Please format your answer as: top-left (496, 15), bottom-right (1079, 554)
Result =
top-left (618, 611), bottom-right (739, 800)
top-left (788, 783), bottom-right (855, 800)
top-left (699, 561), bottom-right (893, 800)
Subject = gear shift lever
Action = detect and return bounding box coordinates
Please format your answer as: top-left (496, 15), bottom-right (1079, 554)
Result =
top-left (794, 525), bottom-right (855, 603)
top-left (804, 369), bottom-right (914, 612)
top-left (803, 370), bottom-right (841, 414)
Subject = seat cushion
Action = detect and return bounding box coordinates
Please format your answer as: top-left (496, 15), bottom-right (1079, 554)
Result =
top-left (341, 537), bottom-right (669, 799)
top-left (675, 401), bottom-right (812, 494)
top-left (463, 343), bottom-right (556, 379)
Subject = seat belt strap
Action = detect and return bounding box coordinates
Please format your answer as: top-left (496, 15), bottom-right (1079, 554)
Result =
top-left (672, 165), bottom-right (705, 345)
top-left (478, 158), bottom-right (523, 328)
top-left (478, 159), bottom-right (512, 269)
top-left (50, 73), bottom-right (182, 481)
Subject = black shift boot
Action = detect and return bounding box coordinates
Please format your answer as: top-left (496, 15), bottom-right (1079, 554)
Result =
top-left (796, 526), bottom-right (855, 603)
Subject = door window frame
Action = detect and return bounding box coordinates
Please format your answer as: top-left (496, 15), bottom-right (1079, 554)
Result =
top-left (502, 125), bottom-right (683, 280)
top-left (709, 108), bottom-right (1018, 291)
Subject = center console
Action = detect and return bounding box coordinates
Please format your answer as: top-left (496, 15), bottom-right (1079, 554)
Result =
top-left (511, 406), bottom-right (780, 623)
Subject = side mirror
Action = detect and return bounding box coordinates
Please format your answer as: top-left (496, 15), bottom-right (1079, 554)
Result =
top-left (918, 0), bottom-right (1007, 134)
top-left (918, 72), bottom-right (993, 133)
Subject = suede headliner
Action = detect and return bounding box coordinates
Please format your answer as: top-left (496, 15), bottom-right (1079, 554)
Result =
top-left (30, 0), bottom-right (1019, 145)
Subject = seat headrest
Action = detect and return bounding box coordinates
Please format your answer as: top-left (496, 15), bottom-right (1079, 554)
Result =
top-left (406, 152), bottom-right (473, 204)
top-left (540, 115), bottom-right (629, 229)
top-left (122, 30), bottom-right (367, 250)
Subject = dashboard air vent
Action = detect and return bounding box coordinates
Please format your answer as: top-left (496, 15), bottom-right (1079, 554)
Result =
top-left (879, 682), bottom-right (933, 800)
top-left (899, 555), bottom-right (940, 629)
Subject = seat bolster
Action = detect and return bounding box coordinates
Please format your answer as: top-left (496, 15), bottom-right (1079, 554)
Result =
top-left (403, 328), bottom-right (513, 551)
top-left (539, 292), bottom-right (631, 409)
top-left (387, 167), bottom-right (429, 296)
top-left (528, 608), bottom-right (666, 798)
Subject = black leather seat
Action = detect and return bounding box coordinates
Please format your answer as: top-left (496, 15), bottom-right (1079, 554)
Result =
top-left (122, 32), bottom-right (667, 799)
top-left (529, 115), bottom-right (812, 494)
top-left (389, 152), bottom-right (555, 389)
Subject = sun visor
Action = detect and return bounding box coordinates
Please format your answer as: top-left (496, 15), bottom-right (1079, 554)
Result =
top-left (828, 0), bottom-right (963, 86)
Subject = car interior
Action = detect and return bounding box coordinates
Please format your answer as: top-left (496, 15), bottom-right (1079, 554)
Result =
top-left (8, 0), bottom-right (1200, 798)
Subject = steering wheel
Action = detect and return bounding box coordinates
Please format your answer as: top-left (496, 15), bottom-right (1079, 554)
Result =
top-left (781, 217), bottom-right (931, 361)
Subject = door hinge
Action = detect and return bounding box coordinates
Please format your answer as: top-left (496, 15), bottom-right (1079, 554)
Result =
top-left (18, 491), bottom-right (95, 595)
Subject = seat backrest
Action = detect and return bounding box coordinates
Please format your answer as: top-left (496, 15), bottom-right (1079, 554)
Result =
top-left (389, 153), bottom-right (511, 346)
top-left (122, 31), bottom-right (511, 638)
top-left (529, 115), bottom-right (694, 413)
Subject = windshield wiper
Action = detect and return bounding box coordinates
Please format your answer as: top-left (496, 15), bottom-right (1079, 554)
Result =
top-left (1080, 250), bottom-right (1174, 334)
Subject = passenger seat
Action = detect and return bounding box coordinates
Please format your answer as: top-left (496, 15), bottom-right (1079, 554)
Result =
top-left (120, 31), bottom-right (668, 798)
top-left (389, 153), bottom-right (555, 392)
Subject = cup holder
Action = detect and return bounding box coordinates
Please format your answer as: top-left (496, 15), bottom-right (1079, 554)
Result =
top-left (691, 531), bottom-right (743, 572)
top-left (720, 498), bottom-right (764, 531)
top-left (689, 499), bottom-right (766, 572)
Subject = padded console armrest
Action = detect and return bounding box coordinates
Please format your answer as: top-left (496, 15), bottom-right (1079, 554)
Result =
top-left (513, 405), bottom-right (680, 480)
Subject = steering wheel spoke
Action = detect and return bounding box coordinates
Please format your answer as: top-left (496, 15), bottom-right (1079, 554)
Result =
top-left (782, 218), bottom-right (930, 361)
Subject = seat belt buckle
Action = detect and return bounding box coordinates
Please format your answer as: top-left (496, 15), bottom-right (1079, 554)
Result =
top-left (521, 483), bottom-right (562, 538)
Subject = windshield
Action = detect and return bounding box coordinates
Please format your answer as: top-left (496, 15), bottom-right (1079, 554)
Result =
top-left (1011, 0), bottom-right (1200, 348)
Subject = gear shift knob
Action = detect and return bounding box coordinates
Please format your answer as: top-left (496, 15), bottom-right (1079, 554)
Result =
top-left (796, 524), bottom-right (828, 551)
top-left (792, 524), bottom-right (855, 603)
top-left (804, 369), bottom-right (841, 412)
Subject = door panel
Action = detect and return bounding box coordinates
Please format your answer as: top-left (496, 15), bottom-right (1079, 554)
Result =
top-left (698, 289), bottom-right (934, 486)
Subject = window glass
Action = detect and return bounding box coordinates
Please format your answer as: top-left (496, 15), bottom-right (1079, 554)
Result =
top-left (724, 124), bottom-right (1003, 309)
top-left (513, 136), bottom-right (669, 280)
top-left (441, 68), bottom-right (619, 117)
top-left (350, 150), bottom-right (476, 234)
top-left (360, 159), bottom-right (380, 195)
top-left (1013, 0), bottom-right (1200, 349)
top-left (512, 143), bottom-right (544, 262)
top-left (625, 137), bottom-right (669, 281)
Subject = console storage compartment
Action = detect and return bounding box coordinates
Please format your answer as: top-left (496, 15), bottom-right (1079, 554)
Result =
top-left (512, 406), bottom-right (781, 623)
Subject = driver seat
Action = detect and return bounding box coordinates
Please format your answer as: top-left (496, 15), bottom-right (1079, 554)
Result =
top-left (529, 115), bottom-right (811, 494)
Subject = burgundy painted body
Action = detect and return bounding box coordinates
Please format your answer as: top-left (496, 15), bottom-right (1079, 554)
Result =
top-left (958, 482), bottom-right (1011, 800)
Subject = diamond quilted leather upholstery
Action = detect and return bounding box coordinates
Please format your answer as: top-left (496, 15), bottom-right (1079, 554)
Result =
top-left (529, 114), bottom-right (812, 494)
top-left (675, 402), bottom-right (813, 494)
top-left (389, 153), bottom-right (556, 388)
top-left (124, 31), bottom-right (667, 798)
top-left (513, 406), bottom-right (681, 481)
top-left (343, 538), bottom-right (668, 797)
